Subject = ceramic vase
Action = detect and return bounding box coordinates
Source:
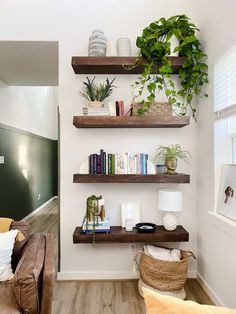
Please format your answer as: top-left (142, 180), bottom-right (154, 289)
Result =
top-left (165, 157), bottom-right (177, 174)
top-left (169, 35), bottom-right (179, 56)
top-left (88, 29), bottom-right (107, 56)
top-left (117, 34), bottom-right (131, 56)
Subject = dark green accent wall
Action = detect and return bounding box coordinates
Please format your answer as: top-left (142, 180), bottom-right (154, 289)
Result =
top-left (0, 124), bottom-right (58, 220)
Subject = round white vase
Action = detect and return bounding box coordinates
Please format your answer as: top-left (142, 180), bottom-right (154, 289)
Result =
top-left (162, 212), bottom-right (178, 231)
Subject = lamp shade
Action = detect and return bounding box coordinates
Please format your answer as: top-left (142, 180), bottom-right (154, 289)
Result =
top-left (157, 189), bottom-right (182, 212)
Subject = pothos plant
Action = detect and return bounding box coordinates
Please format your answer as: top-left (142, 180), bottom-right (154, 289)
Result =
top-left (132, 14), bottom-right (208, 121)
top-left (82, 195), bottom-right (102, 245)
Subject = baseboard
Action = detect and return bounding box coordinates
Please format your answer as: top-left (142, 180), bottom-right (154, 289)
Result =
top-left (22, 196), bottom-right (58, 221)
top-left (57, 270), bottom-right (196, 281)
top-left (196, 273), bottom-right (224, 306)
top-left (57, 271), bottom-right (139, 281)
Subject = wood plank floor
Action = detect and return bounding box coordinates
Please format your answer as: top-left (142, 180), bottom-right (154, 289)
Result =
top-left (26, 199), bottom-right (214, 314)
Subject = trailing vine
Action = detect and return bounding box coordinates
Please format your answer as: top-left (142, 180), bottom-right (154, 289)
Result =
top-left (133, 14), bottom-right (208, 121)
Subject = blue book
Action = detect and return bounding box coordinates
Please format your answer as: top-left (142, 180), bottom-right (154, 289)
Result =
top-left (100, 149), bottom-right (104, 174)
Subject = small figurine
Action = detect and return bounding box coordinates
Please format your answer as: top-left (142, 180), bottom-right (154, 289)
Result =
top-left (224, 186), bottom-right (234, 204)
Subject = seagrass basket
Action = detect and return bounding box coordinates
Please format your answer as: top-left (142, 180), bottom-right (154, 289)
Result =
top-left (131, 102), bottom-right (172, 116)
top-left (135, 250), bottom-right (195, 291)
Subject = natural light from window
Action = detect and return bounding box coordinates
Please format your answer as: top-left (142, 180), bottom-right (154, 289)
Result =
top-left (214, 44), bottom-right (236, 222)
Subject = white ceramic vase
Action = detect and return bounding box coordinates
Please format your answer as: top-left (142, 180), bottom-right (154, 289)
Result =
top-left (169, 35), bottom-right (179, 56)
top-left (117, 34), bottom-right (131, 56)
top-left (88, 29), bottom-right (107, 56)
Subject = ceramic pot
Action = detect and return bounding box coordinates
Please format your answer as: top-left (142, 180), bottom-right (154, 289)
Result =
top-left (117, 34), bottom-right (131, 56)
top-left (165, 157), bottom-right (177, 174)
top-left (88, 29), bottom-right (107, 56)
top-left (88, 101), bottom-right (103, 108)
top-left (169, 35), bottom-right (179, 56)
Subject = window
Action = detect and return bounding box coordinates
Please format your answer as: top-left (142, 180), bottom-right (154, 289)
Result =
top-left (214, 44), bottom-right (236, 221)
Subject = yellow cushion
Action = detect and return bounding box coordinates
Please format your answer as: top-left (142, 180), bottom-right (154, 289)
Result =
top-left (143, 288), bottom-right (236, 314)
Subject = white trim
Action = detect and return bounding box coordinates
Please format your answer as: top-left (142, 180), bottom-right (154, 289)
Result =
top-left (214, 104), bottom-right (236, 120)
top-left (208, 211), bottom-right (236, 238)
top-left (21, 196), bottom-right (58, 221)
top-left (196, 273), bottom-right (225, 306)
top-left (57, 270), bottom-right (196, 281)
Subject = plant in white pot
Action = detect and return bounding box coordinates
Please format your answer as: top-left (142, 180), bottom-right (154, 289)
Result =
top-left (80, 76), bottom-right (116, 108)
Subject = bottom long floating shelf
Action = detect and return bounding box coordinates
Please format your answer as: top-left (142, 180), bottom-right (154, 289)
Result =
top-left (73, 225), bottom-right (189, 243)
top-left (73, 173), bottom-right (190, 183)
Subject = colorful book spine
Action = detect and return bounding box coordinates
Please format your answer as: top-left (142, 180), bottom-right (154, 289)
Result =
top-left (119, 101), bottom-right (124, 116)
top-left (93, 154), bottom-right (97, 174)
top-left (115, 101), bottom-right (120, 116)
top-left (103, 152), bottom-right (106, 174)
top-left (97, 154), bottom-right (101, 174)
top-left (111, 154), bottom-right (116, 174)
top-left (100, 149), bottom-right (104, 174)
top-left (108, 154), bottom-right (112, 174)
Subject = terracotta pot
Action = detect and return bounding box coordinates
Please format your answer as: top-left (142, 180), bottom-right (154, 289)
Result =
top-left (165, 157), bottom-right (177, 175)
top-left (88, 101), bottom-right (103, 108)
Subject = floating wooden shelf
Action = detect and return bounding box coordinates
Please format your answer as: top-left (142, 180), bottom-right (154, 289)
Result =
top-left (73, 174), bottom-right (190, 184)
top-left (73, 225), bottom-right (189, 243)
top-left (73, 116), bottom-right (190, 128)
top-left (71, 56), bottom-right (186, 75)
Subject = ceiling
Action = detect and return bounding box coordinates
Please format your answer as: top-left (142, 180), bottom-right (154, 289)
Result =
top-left (0, 41), bottom-right (58, 86)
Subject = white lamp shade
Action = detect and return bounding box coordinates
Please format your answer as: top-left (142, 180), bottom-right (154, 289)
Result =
top-left (157, 189), bottom-right (182, 212)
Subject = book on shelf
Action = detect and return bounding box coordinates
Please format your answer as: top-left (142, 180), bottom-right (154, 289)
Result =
top-left (82, 107), bottom-right (110, 116)
top-left (82, 218), bottom-right (110, 233)
top-left (88, 150), bottom-right (149, 175)
top-left (82, 100), bottom-right (128, 117)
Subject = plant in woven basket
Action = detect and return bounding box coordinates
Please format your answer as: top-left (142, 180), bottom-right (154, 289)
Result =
top-left (131, 14), bottom-right (208, 121)
top-left (80, 76), bottom-right (116, 108)
top-left (156, 144), bottom-right (190, 174)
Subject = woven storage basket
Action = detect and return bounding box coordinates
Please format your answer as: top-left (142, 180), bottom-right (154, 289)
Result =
top-left (136, 250), bottom-right (195, 291)
top-left (132, 102), bottom-right (172, 116)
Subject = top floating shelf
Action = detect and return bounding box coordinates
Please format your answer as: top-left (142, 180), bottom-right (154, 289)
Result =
top-left (71, 56), bottom-right (186, 75)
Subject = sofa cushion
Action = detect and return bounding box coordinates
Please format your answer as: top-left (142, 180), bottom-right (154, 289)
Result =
top-left (11, 221), bottom-right (30, 270)
top-left (143, 288), bottom-right (236, 314)
top-left (14, 234), bottom-right (45, 314)
top-left (0, 230), bottom-right (18, 282)
top-left (0, 280), bottom-right (21, 314)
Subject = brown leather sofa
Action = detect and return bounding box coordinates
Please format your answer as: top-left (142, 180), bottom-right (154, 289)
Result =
top-left (0, 221), bottom-right (55, 314)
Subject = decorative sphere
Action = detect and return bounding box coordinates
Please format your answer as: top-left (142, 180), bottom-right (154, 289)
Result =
top-left (163, 212), bottom-right (177, 231)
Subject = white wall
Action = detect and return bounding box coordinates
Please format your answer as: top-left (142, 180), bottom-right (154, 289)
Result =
top-left (0, 85), bottom-right (58, 139)
top-left (0, 0), bottom-right (199, 280)
top-left (196, 0), bottom-right (236, 307)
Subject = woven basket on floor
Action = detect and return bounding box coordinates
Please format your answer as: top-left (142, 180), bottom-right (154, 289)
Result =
top-left (135, 250), bottom-right (195, 291)
top-left (131, 102), bottom-right (172, 116)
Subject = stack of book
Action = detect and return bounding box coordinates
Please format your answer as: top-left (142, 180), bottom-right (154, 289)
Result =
top-left (89, 149), bottom-right (148, 175)
top-left (82, 107), bottom-right (110, 116)
top-left (82, 218), bottom-right (110, 234)
top-left (82, 100), bottom-right (127, 116)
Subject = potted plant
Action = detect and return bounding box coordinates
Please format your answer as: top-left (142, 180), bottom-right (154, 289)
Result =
top-left (82, 195), bottom-right (104, 245)
top-left (80, 76), bottom-right (116, 108)
top-left (132, 14), bottom-right (208, 121)
top-left (156, 144), bottom-right (190, 174)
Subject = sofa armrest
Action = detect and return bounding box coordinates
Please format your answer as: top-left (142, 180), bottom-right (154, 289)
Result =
top-left (41, 233), bottom-right (55, 314)
top-left (13, 234), bottom-right (45, 314)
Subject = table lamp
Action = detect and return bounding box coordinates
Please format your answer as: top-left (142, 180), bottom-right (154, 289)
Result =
top-left (157, 189), bottom-right (182, 231)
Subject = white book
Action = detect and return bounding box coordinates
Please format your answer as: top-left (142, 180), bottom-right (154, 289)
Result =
top-left (127, 153), bottom-right (136, 174)
top-left (115, 153), bottom-right (118, 174)
top-left (108, 101), bottom-right (116, 116)
top-left (117, 153), bottom-right (127, 174)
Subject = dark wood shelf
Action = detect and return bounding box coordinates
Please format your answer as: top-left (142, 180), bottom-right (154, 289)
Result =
top-left (73, 116), bottom-right (190, 128)
top-left (71, 56), bottom-right (185, 75)
top-left (73, 174), bottom-right (190, 184)
top-left (73, 225), bottom-right (189, 243)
